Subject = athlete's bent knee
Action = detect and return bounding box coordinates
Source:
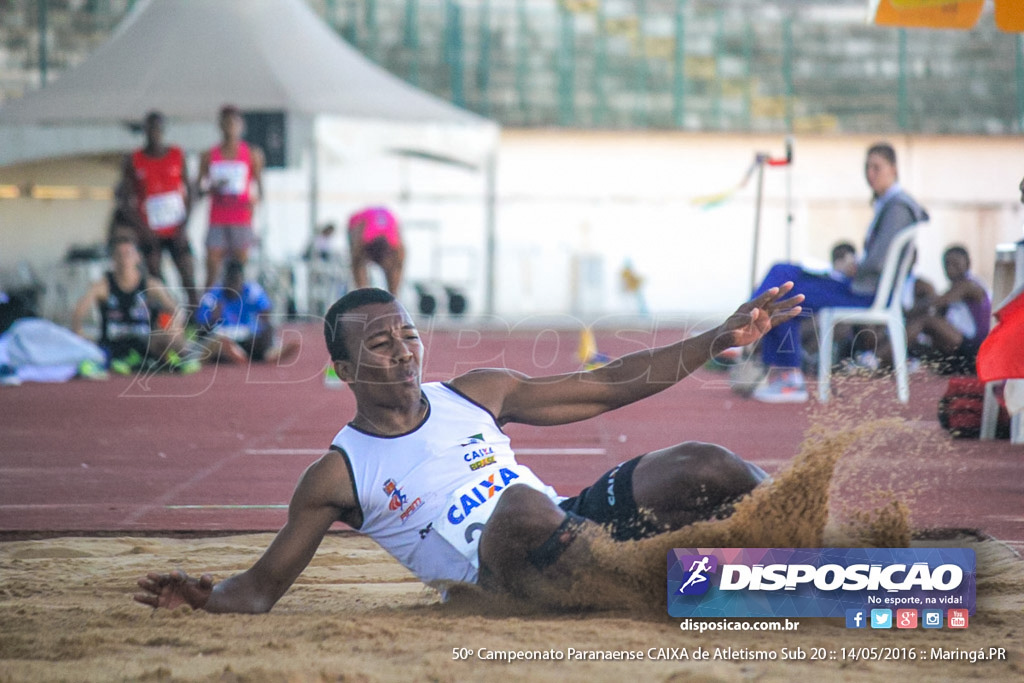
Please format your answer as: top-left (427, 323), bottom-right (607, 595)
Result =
top-left (487, 485), bottom-right (563, 538)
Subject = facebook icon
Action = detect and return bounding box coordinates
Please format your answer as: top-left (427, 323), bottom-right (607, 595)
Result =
top-left (846, 609), bottom-right (867, 629)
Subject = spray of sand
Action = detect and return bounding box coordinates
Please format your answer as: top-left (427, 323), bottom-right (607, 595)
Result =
top-left (445, 376), bottom-right (1019, 616)
top-left (445, 418), bottom-right (918, 615)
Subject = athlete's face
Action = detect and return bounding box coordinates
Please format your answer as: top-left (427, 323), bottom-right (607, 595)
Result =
top-left (144, 115), bottom-right (164, 148)
top-left (943, 251), bottom-right (969, 282)
top-left (112, 242), bottom-right (141, 272)
top-left (220, 112), bottom-right (244, 141)
top-left (335, 301), bottom-right (423, 398)
top-left (865, 152), bottom-right (897, 199)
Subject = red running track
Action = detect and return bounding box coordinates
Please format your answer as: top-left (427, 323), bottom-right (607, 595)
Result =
top-left (1, 323), bottom-right (1020, 554)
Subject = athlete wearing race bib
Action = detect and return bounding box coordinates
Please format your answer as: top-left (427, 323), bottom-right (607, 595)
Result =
top-left (331, 382), bottom-right (561, 586)
top-left (137, 286), bottom-right (798, 613)
top-left (198, 105), bottom-right (265, 289)
top-left (116, 111), bottom-right (198, 308)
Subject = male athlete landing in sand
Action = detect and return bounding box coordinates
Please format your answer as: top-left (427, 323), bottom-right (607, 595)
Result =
top-left (136, 285), bottom-right (802, 611)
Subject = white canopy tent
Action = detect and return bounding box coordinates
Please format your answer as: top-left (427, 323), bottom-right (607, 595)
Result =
top-left (0, 0), bottom-right (501, 312)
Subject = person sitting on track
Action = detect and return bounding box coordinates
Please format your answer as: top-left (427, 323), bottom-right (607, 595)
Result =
top-left (195, 260), bottom-right (300, 365)
top-left (135, 284), bottom-right (802, 612)
top-left (72, 236), bottom-right (196, 375)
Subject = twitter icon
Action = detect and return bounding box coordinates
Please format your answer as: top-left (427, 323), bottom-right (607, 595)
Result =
top-left (870, 609), bottom-right (893, 629)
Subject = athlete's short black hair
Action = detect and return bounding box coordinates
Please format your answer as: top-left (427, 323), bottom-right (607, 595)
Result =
top-left (867, 141), bottom-right (897, 167)
top-left (943, 245), bottom-right (970, 268)
top-left (831, 242), bottom-right (856, 264)
top-left (323, 288), bottom-right (397, 362)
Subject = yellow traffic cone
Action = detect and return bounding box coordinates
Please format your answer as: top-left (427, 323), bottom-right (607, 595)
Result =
top-left (578, 328), bottom-right (609, 371)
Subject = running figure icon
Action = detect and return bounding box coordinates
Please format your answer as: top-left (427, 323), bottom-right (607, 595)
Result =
top-left (679, 556), bottom-right (712, 593)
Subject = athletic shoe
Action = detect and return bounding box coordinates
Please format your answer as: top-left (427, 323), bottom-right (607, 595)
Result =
top-left (752, 369), bottom-right (809, 404)
top-left (166, 350), bottom-right (201, 375)
top-left (854, 350), bottom-right (880, 372)
top-left (729, 357), bottom-right (768, 397)
top-left (110, 349), bottom-right (144, 375)
top-left (0, 364), bottom-right (21, 386)
top-left (109, 358), bottom-right (134, 375)
top-left (77, 359), bottom-right (109, 381)
top-left (324, 364), bottom-right (343, 388)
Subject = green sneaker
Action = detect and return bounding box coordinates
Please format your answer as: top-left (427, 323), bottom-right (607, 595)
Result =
top-left (166, 350), bottom-right (202, 375)
top-left (324, 364), bottom-right (343, 388)
top-left (109, 357), bottom-right (133, 375)
top-left (77, 359), bottom-right (109, 381)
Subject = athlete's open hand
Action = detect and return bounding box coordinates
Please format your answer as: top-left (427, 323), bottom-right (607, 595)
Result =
top-left (134, 570), bottom-right (213, 611)
top-left (713, 282), bottom-right (803, 352)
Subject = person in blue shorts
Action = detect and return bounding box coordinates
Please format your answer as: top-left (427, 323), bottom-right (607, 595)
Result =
top-left (195, 260), bottom-right (299, 364)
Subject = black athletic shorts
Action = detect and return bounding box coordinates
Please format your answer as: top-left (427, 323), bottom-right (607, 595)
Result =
top-left (558, 454), bottom-right (662, 541)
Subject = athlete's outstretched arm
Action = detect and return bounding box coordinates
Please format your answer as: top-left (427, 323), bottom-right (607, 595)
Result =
top-left (134, 452), bottom-right (355, 613)
top-left (449, 285), bottom-right (802, 426)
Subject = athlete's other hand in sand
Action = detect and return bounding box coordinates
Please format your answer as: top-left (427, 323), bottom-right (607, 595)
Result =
top-left (136, 570), bottom-right (213, 611)
top-left (136, 284), bottom-right (802, 611)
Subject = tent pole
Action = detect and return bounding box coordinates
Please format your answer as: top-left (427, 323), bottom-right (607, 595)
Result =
top-left (38, 0), bottom-right (49, 87)
top-left (484, 150), bottom-right (497, 316)
top-left (309, 139), bottom-right (319, 238)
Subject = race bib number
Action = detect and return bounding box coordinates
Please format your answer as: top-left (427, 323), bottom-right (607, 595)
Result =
top-left (209, 160), bottom-right (248, 196)
top-left (435, 466), bottom-right (552, 567)
top-left (145, 191), bottom-right (186, 230)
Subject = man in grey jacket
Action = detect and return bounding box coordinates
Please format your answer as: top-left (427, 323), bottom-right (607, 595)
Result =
top-left (749, 142), bottom-right (929, 403)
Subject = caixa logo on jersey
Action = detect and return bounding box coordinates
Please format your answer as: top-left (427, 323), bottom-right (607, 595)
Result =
top-left (667, 548), bottom-right (976, 618)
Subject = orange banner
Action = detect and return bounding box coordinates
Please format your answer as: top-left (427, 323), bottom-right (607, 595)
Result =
top-left (995, 0), bottom-right (1024, 31)
top-left (872, 0), bottom-right (984, 29)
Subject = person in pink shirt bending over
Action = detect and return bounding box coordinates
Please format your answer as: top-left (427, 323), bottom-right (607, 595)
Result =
top-left (347, 206), bottom-right (405, 294)
top-left (198, 105), bottom-right (265, 289)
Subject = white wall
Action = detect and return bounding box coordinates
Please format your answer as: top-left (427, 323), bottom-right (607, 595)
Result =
top-left (494, 131), bottom-right (1024, 316)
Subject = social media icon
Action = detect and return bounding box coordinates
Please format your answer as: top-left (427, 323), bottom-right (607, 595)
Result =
top-left (896, 609), bottom-right (917, 629)
top-left (948, 609), bottom-right (969, 629)
top-left (870, 609), bottom-right (892, 629)
top-left (922, 609), bottom-right (943, 629)
top-left (846, 609), bottom-right (867, 629)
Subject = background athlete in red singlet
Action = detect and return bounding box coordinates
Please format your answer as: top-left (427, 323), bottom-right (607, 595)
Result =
top-left (116, 111), bottom-right (199, 308)
top-left (197, 105), bottom-right (265, 289)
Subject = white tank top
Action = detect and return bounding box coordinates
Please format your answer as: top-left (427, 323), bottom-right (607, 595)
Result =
top-left (331, 382), bottom-right (561, 588)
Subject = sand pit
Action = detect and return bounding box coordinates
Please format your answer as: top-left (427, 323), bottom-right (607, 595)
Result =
top-left (2, 422), bottom-right (1021, 682)
top-left (0, 532), bottom-right (1021, 682)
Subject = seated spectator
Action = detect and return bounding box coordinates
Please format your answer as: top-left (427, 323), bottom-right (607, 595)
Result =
top-left (828, 242), bottom-right (858, 282)
top-left (799, 242), bottom-right (860, 371)
top-left (71, 236), bottom-right (197, 374)
top-left (749, 142), bottom-right (928, 402)
top-left (195, 260), bottom-right (299, 364)
top-left (305, 223), bottom-right (339, 262)
top-left (880, 246), bottom-right (991, 375)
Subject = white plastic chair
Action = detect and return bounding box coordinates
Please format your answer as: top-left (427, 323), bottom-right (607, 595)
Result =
top-left (817, 224), bottom-right (920, 403)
